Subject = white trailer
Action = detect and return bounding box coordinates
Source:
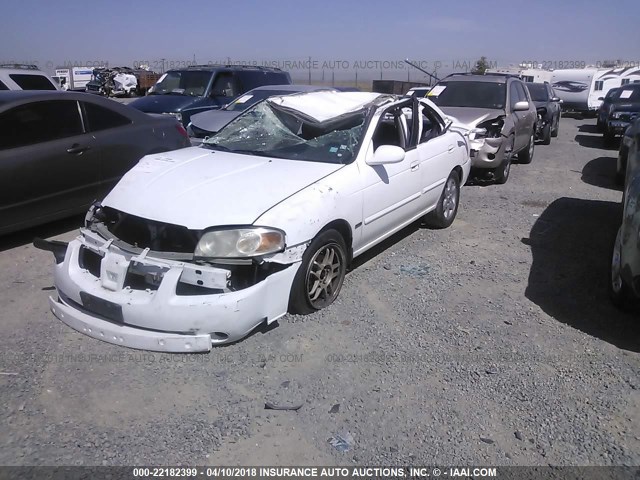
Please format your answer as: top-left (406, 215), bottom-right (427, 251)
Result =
top-left (54, 66), bottom-right (93, 91)
top-left (590, 66), bottom-right (640, 109)
top-left (550, 68), bottom-right (600, 112)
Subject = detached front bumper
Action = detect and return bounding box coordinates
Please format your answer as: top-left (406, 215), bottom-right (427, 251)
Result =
top-left (469, 137), bottom-right (506, 169)
top-left (42, 232), bottom-right (301, 352)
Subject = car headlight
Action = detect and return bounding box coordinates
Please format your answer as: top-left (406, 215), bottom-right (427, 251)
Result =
top-left (194, 227), bottom-right (285, 259)
top-left (611, 111), bottom-right (623, 119)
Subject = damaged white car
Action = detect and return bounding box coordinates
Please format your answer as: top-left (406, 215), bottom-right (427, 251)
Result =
top-left (37, 91), bottom-right (471, 352)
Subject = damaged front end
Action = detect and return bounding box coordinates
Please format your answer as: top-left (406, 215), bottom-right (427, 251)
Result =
top-left (467, 116), bottom-right (508, 169)
top-left (535, 107), bottom-right (549, 140)
top-left (35, 204), bottom-right (305, 352)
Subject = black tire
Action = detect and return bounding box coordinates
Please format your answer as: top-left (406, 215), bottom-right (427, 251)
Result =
top-left (603, 128), bottom-right (615, 148)
top-left (609, 228), bottom-right (631, 310)
top-left (596, 118), bottom-right (604, 133)
top-left (289, 229), bottom-right (347, 315)
top-left (518, 132), bottom-right (535, 164)
top-left (541, 123), bottom-right (551, 145)
top-left (551, 114), bottom-right (560, 137)
top-left (493, 153), bottom-right (511, 185)
top-left (425, 170), bottom-right (461, 228)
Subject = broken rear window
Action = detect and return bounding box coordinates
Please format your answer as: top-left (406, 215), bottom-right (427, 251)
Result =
top-left (203, 101), bottom-right (366, 164)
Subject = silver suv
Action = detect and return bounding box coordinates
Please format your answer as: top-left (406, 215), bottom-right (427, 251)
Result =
top-left (428, 73), bottom-right (537, 184)
top-left (0, 64), bottom-right (59, 91)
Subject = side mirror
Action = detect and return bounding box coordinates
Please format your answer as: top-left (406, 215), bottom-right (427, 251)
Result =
top-left (551, 97), bottom-right (561, 102)
top-left (367, 145), bottom-right (405, 165)
top-left (513, 101), bottom-right (530, 112)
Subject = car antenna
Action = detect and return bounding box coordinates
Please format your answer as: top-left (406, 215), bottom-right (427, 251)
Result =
top-left (404, 59), bottom-right (440, 83)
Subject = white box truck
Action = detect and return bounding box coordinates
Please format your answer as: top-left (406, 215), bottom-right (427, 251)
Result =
top-left (54, 66), bottom-right (94, 91)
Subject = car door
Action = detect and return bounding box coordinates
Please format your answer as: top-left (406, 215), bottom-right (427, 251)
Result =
top-left (414, 100), bottom-right (461, 208)
top-left (516, 81), bottom-right (536, 138)
top-left (508, 81), bottom-right (527, 151)
top-left (80, 100), bottom-right (148, 199)
top-left (360, 103), bottom-right (423, 247)
top-left (0, 99), bottom-right (100, 232)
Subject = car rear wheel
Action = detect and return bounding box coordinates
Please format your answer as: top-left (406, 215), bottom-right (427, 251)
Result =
top-left (518, 132), bottom-right (535, 164)
top-left (289, 229), bottom-right (347, 315)
top-left (425, 170), bottom-right (460, 228)
top-left (609, 228), bottom-right (631, 309)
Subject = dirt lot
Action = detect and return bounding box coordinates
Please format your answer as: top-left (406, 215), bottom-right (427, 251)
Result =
top-left (0, 116), bottom-right (638, 467)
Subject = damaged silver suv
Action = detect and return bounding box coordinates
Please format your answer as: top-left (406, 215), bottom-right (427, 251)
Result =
top-left (428, 74), bottom-right (537, 184)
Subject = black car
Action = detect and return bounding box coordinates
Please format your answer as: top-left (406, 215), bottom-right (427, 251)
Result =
top-left (603, 83), bottom-right (640, 147)
top-left (525, 82), bottom-right (562, 145)
top-left (128, 65), bottom-right (292, 127)
top-left (597, 87), bottom-right (619, 132)
top-left (187, 84), bottom-right (335, 141)
top-left (610, 121), bottom-right (640, 308)
top-left (0, 91), bottom-right (190, 235)
top-left (617, 117), bottom-right (640, 185)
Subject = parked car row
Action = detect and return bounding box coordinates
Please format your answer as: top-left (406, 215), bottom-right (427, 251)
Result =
top-left (600, 83), bottom-right (640, 148)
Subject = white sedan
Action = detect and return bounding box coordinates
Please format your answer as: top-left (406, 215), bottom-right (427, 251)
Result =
top-left (37, 91), bottom-right (471, 352)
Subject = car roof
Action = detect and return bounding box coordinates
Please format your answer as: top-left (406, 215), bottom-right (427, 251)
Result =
top-left (248, 84), bottom-right (332, 93)
top-left (266, 91), bottom-right (387, 122)
top-left (0, 91), bottom-right (148, 119)
top-left (443, 74), bottom-right (510, 84)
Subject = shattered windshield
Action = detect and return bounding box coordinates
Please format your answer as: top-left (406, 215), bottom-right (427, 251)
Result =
top-left (203, 101), bottom-right (366, 164)
top-left (429, 81), bottom-right (506, 109)
top-left (149, 71), bottom-right (212, 96)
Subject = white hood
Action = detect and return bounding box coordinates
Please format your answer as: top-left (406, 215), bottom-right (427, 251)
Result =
top-left (103, 147), bottom-right (343, 230)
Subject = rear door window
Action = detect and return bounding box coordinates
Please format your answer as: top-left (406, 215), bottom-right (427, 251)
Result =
top-left (83, 102), bottom-right (131, 131)
top-left (0, 100), bottom-right (83, 149)
top-left (9, 74), bottom-right (57, 90)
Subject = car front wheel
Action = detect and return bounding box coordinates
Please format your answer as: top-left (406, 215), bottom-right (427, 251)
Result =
top-left (289, 229), bottom-right (348, 314)
top-left (541, 123), bottom-right (552, 145)
top-left (551, 114), bottom-right (560, 137)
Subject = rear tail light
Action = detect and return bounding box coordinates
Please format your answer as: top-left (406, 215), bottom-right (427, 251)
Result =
top-left (175, 123), bottom-right (189, 139)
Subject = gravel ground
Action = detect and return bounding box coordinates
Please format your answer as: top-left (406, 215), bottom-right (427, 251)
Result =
top-left (0, 116), bottom-right (638, 467)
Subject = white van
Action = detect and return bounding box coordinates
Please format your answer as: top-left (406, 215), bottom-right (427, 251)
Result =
top-left (0, 64), bottom-right (60, 91)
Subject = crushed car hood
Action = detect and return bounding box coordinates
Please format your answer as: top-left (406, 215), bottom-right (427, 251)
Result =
top-left (189, 109), bottom-right (242, 134)
top-left (102, 147), bottom-right (343, 230)
top-left (439, 107), bottom-right (505, 127)
top-left (129, 95), bottom-right (225, 114)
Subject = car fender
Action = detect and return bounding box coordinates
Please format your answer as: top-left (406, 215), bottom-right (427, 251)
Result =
top-left (254, 163), bottom-right (363, 255)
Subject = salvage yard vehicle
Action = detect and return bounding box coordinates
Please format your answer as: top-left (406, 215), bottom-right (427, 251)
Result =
top-left (54, 66), bottom-right (94, 91)
top-left (129, 64), bottom-right (292, 127)
top-left (617, 118), bottom-right (640, 185)
top-left (187, 84), bottom-right (335, 144)
top-left (602, 84), bottom-right (640, 147)
top-left (85, 67), bottom-right (139, 97)
top-left (428, 73), bottom-right (537, 184)
top-left (610, 125), bottom-right (640, 308)
top-left (0, 64), bottom-right (59, 91)
top-left (597, 87), bottom-right (620, 131)
top-left (525, 82), bottom-right (562, 144)
top-left (0, 91), bottom-right (190, 235)
top-left (37, 91), bottom-right (471, 352)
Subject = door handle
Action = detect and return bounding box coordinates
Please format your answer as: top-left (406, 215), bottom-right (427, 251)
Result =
top-left (67, 144), bottom-right (90, 154)
top-left (448, 145), bottom-right (454, 152)
top-left (410, 161), bottom-right (420, 171)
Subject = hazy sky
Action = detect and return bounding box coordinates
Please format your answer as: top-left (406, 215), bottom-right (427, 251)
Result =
top-left (2, 0), bottom-right (639, 80)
